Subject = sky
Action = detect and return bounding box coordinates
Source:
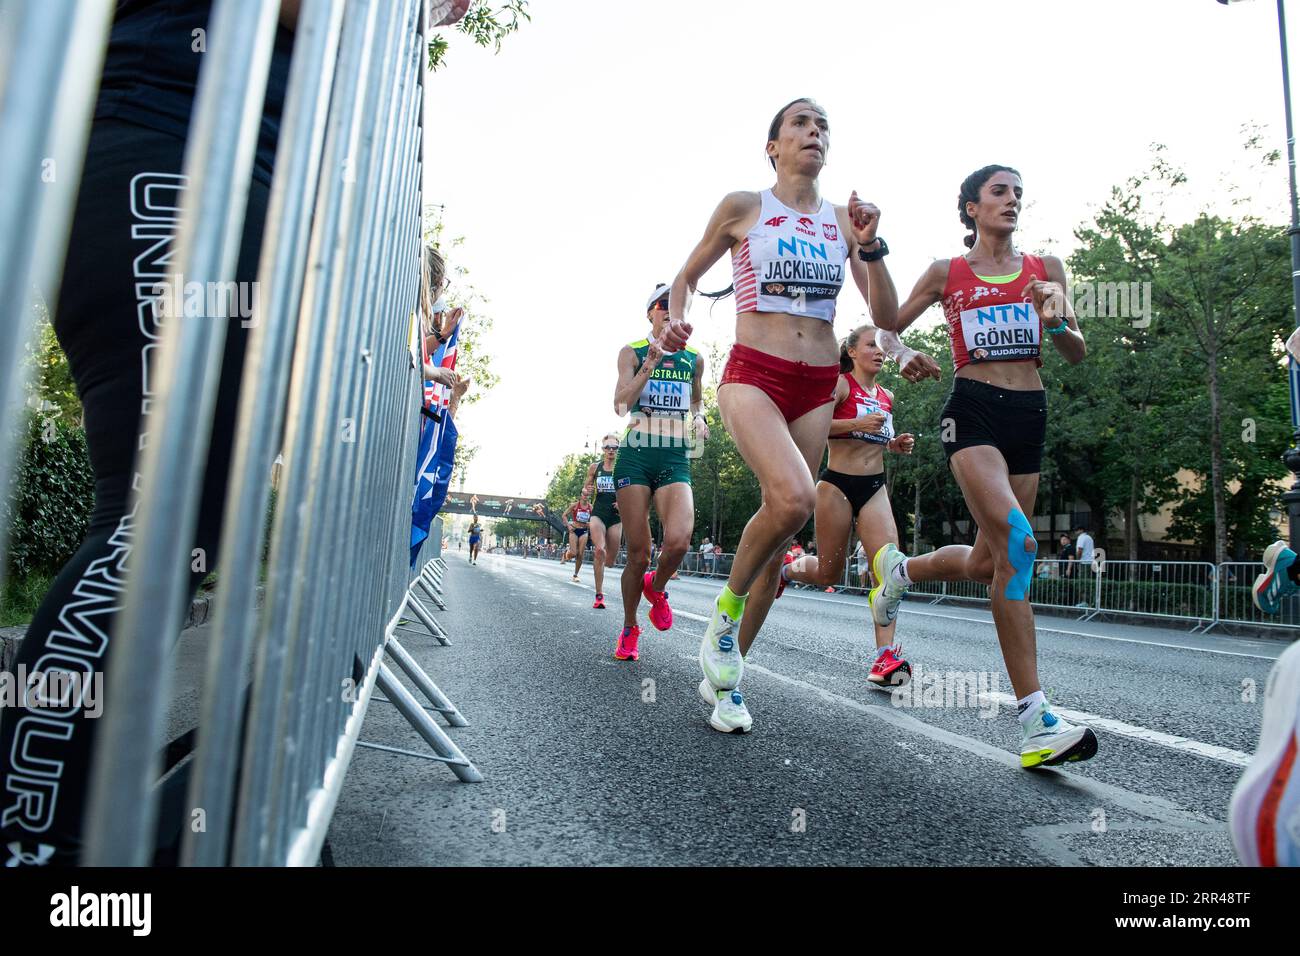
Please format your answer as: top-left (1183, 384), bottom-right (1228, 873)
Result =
top-left (423, 0), bottom-right (1297, 498)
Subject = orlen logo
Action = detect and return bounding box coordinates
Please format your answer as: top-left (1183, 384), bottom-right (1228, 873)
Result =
top-left (824, 223), bottom-right (838, 241)
top-left (764, 215), bottom-right (788, 228)
top-left (795, 216), bottom-right (816, 237)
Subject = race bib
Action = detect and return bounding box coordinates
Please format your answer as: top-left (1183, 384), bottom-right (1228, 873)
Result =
top-left (576, 509), bottom-right (591, 523)
top-left (852, 400), bottom-right (894, 444)
top-left (639, 378), bottom-right (688, 415)
top-left (595, 475), bottom-right (615, 494)
top-left (960, 301), bottom-right (1040, 363)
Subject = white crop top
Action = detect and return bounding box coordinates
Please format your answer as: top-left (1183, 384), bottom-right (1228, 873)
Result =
top-left (731, 189), bottom-right (849, 323)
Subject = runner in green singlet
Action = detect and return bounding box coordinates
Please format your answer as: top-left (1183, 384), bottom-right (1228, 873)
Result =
top-left (582, 433), bottom-right (623, 609)
top-left (610, 283), bottom-right (708, 662)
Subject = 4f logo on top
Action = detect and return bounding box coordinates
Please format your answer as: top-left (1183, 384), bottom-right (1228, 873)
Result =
top-left (764, 215), bottom-right (788, 227)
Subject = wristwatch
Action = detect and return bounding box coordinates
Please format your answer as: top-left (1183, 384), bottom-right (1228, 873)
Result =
top-left (857, 237), bottom-right (889, 262)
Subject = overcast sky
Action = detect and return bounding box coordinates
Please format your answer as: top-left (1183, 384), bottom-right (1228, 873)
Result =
top-left (423, 0), bottom-right (1295, 497)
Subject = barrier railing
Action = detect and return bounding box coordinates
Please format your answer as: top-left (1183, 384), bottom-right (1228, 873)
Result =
top-left (0, 0), bottom-right (480, 867)
top-left (539, 546), bottom-right (1298, 635)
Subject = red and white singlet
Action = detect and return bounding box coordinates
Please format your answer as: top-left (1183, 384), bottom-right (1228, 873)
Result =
top-left (731, 189), bottom-right (848, 323)
top-left (941, 255), bottom-right (1049, 371)
top-left (830, 373), bottom-right (894, 445)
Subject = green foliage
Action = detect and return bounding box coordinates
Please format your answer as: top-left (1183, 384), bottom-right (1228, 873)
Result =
top-left (427, 1), bottom-right (530, 72)
top-left (3, 414), bottom-right (93, 579)
top-left (544, 451), bottom-right (597, 515)
top-left (0, 571), bottom-right (55, 628)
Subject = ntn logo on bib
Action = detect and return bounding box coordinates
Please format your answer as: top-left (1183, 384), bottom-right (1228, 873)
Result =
top-left (959, 301), bottom-right (1040, 363)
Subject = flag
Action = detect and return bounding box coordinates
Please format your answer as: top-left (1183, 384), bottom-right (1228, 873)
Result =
top-left (410, 316), bottom-right (461, 567)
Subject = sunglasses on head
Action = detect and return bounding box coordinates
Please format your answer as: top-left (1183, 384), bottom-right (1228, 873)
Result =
top-left (602, 444), bottom-right (619, 451)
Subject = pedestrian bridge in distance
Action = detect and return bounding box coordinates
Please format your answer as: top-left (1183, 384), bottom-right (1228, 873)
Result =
top-left (442, 492), bottom-right (567, 534)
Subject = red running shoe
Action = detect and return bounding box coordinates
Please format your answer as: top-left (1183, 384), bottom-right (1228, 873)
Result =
top-left (774, 553), bottom-right (796, 600)
top-left (643, 572), bottom-right (673, 631)
top-left (868, 644), bottom-right (912, 687)
top-left (593, 593), bottom-right (605, 609)
top-left (614, 625), bottom-right (640, 661)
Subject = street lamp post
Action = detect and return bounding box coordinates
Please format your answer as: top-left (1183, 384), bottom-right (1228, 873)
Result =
top-left (1221, 0), bottom-right (1300, 550)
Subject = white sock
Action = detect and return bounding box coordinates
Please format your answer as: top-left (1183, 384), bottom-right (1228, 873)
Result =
top-left (890, 558), bottom-right (912, 587)
top-left (1016, 690), bottom-right (1047, 726)
top-left (780, 562), bottom-right (793, 582)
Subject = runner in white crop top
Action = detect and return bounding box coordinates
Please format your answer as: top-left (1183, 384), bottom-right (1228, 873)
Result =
top-left (656, 97), bottom-right (900, 735)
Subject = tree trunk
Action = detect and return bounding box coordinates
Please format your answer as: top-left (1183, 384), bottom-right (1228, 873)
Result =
top-left (1207, 327), bottom-right (1228, 566)
top-left (1128, 471), bottom-right (1140, 561)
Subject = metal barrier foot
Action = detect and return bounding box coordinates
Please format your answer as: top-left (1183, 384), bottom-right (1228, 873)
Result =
top-left (375, 664), bottom-right (482, 782)
top-left (386, 636), bottom-right (469, 728)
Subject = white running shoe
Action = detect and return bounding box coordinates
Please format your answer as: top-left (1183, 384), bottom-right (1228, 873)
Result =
top-left (699, 678), bottom-right (752, 734)
top-left (1019, 702), bottom-right (1099, 768)
top-left (1229, 639), bottom-right (1300, 866)
top-left (868, 544), bottom-right (910, 628)
top-left (699, 602), bottom-right (743, 690)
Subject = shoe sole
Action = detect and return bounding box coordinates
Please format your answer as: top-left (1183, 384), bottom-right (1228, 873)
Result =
top-left (701, 679), bottom-right (751, 732)
top-left (1230, 639), bottom-right (1300, 866)
top-left (867, 659), bottom-right (912, 688)
top-left (1021, 727), bottom-right (1099, 768)
top-left (1253, 542), bottom-right (1296, 615)
top-left (869, 544), bottom-right (904, 628)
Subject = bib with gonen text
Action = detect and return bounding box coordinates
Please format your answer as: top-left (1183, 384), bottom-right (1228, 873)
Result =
top-left (958, 300), bottom-right (1042, 364)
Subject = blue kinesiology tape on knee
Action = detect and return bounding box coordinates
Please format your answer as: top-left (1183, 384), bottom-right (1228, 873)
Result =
top-left (1004, 508), bottom-right (1036, 600)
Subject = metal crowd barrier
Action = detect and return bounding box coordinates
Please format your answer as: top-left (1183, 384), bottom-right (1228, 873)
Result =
top-left (561, 547), bottom-right (1299, 636)
top-left (1, 0), bottom-right (480, 867)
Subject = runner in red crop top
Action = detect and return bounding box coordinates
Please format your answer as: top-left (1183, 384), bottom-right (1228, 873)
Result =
top-left (656, 97), bottom-right (900, 735)
top-left (868, 165), bottom-right (1097, 770)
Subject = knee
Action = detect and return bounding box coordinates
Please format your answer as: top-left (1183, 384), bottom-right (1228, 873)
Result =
top-left (996, 509), bottom-right (1037, 600)
top-left (626, 545), bottom-right (650, 568)
top-left (767, 488), bottom-right (815, 535)
top-left (661, 535), bottom-right (689, 560)
top-left (595, 545), bottom-right (608, 561)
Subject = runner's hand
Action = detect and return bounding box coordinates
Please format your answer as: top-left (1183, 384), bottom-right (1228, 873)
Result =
top-left (1024, 279), bottom-right (1066, 321)
top-left (848, 190), bottom-right (880, 247)
top-left (694, 415), bottom-right (710, 443)
top-left (644, 338), bottom-right (666, 368)
top-left (899, 351), bottom-right (942, 383)
top-left (582, 484), bottom-right (593, 499)
top-left (891, 432), bottom-right (915, 455)
top-left (855, 411), bottom-right (887, 433)
top-left (661, 317), bottom-right (692, 352)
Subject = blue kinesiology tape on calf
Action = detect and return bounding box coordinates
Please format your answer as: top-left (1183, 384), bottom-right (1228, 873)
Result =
top-left (1004, 508), bottom-right (1036, 600)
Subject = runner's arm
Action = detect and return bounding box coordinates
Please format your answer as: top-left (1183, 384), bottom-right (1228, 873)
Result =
top-left (665, 191), bottom-right (759, 349)
top-left (840, 197), bottom-right (897, 321)
top-left (614, 343), bottom-right (656, 415)
top-left (875, 259), bottom-right (948, 382)
top-left (1041, 255), bottom-right (1086, 364)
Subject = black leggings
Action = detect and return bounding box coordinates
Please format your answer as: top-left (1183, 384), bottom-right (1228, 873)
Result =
top-left (0, 120), bottom-right (268, 865)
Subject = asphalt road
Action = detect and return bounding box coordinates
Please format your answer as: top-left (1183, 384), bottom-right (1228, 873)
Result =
top-left (326, 552), bottom-right (1288, 866)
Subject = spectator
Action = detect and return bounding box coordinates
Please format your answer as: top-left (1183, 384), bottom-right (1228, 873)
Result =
top-left (701, 537), bottom-right (717, 575)
top-left (1056, 533), bottom-right (1074, 579)
top-left (1074, 526), bottom-right (1095, 575)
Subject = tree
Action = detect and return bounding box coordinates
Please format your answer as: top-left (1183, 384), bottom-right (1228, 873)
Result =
top-left (1064, 141), bottom-right (1291, 563)
top-left (427, 1), bottom-right (530, 72)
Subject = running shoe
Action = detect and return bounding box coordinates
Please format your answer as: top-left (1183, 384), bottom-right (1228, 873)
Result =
top-left (643, 571), bottom-right (673, 631)
top-left (868, 643), bottom-right (912, 687)
top-left (699, 602), bottom-right (743, 690)
top-left (868, 544), bottom-right (909, 628)
top-left (572, 574), bottom-right (579, 582)
top-left (1253, 540), bottom-right (1298, 615)
top-left (1229, 639), bottom-right (1300, 866)
top-left (593, 593), bottom-right (606, 609)
top-left (614, 625), bottom-right (641, 662)
top-left (1019, 702), bottom-right (1099, 768)
top-left (824, 586), bottom-right (836, 593)
top-left (698, 678), bottom-right (753, 734)
top-left (774, 552), bottom-right (796, 600)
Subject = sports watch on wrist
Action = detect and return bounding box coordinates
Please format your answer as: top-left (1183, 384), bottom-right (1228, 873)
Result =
top-left (857, 237), bottom-right (889, 262)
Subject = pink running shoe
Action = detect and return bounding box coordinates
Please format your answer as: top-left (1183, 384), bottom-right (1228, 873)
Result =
top-left (868, 644), bottom-right (912, 687)
top-left (593, 593), bottom-right (605, 609)
top-left (774, 553), bottom-right (796, 600)
top-left (614, 625), bottom-right (641, 661)
top-left (643, 572), bottom-right (673, 631)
